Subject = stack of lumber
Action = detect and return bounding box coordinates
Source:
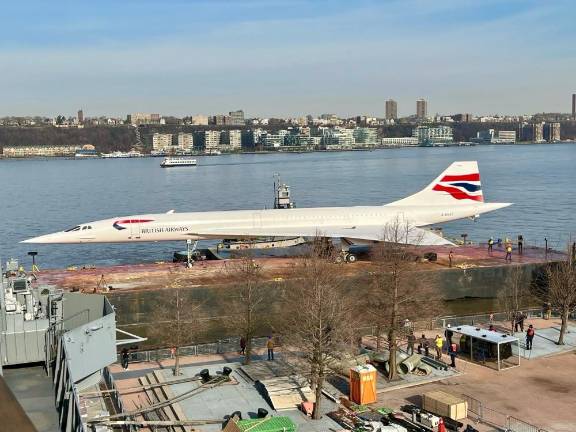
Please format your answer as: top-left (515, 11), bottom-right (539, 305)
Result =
top-left (259, 375), bottom-right (315, 411)
top-left (138, 370), bottom-right (194, 432)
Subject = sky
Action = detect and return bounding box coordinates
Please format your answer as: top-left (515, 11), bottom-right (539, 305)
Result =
top-left (0, 0), bottom-right (575, 118)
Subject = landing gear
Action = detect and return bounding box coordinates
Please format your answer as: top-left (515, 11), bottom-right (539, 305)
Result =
top-left (336, 251), bottom-right (357, 264)
top-left (337, 238), bottom-right (357, 264)
top-left (186, 239), bottom-right (198, 268)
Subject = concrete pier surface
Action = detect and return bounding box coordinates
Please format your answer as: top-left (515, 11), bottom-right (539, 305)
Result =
top-left (107, 317), bottom-right (576, 432)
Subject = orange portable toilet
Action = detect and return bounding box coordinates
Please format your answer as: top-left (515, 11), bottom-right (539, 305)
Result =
top-left (349, 364), bottom-right (377, 405)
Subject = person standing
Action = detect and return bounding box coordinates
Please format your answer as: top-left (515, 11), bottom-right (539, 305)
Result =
top-left (239, 336), bottom-right (246, 355)
top-left (266, 336), bottom-right (275, 361)
top-left (121, 348), bottom-right (129, 370)
top-left (488, 238), bottom-right (494, 255)
top-left (418, 334), bottom-right (429, 357)
top-left (434, 335), bottom-right (443, 360)
top-left (518, 312), bottom-right (525, 332)
top-left (526, 325), bottom-right (535, 350)
top-left (517, 235), bottom-right (524, 255)
top-left (407, 331), bottom-right (416, 355)
top-left (448, 250), bottom-right (454, 268)
top-left (505, 244), bottom-right (512, 262)
top-left (448, 342), bottom-right (457, 367)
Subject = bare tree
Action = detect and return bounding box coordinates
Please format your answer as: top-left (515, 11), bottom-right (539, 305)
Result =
top-left (226, 253), bottom-right (266, 365)
top-left (148, 270), bottom-right (204, 375)
top-left (365, 219), bottom-right (440, 381)
top-left (537, 249), bottom-right (576, 345)
top-left (497, 265), bottom-right (531, 334)
top-left (278, 244), bottom-right (356, 420)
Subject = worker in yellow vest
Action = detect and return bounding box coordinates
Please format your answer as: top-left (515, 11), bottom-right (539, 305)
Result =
top-left (505, 244), bottom-right (512, 262)
top-left (434, 334), bottom-right (443, 360)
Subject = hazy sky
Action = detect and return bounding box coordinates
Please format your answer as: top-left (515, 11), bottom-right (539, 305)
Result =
top-left (1, 0), bottom-right (575, 118)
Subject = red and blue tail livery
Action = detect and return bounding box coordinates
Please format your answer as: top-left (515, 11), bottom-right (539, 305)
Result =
top-left (432, 173), bottom-right (483, 202)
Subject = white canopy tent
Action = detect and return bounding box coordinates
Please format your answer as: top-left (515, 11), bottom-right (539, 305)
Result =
top-left (448, 324), bottom-right (520, 371)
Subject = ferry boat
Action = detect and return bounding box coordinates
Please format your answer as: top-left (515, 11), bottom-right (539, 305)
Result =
top-left (160, 157), bottom-right (197, 167)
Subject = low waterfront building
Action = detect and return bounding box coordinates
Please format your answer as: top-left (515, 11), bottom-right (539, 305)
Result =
top-left (152, 133), bottom-right (173, 151)
top-left (412, 125), bottom-right (453, 145)
top-left (1, 145), bottom-right (78, 157)
top-left (474, 129), bottom-right (516, 144)
top-left (353, 127), bottom-right (379, 146)
top-left (321, 127), bottom-right (355, 148)
top-left (381, 137), bottom-right (419, 146)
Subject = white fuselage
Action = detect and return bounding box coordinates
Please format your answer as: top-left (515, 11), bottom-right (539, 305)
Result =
top-left (23, 203), bottom-right (505, 244)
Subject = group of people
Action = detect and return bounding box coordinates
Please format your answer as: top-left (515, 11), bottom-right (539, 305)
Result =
top-left (239, 335), bottom-right (276, 360)
top-left (487, 235), bottom-right (524, 262)
top-left (406, 329), bottom-right (458, 368)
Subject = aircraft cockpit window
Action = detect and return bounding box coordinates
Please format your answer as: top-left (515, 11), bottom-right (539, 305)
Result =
top-left (82, 226), bottom-right (87, 230)
top-left (87, 226), bottom-right (92, 229)
top-left (65, 226), bottom-right (81, 232)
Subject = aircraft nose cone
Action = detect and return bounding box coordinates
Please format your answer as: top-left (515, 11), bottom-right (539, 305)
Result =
top-left (21, 234), bottom-right (58, 244)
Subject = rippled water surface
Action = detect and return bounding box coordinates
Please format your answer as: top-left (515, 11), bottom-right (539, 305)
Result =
top-left (1, 144), bottom-right (574, 268)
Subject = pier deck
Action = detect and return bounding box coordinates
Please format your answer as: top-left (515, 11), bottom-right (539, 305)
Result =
top-left (35, 244), bottom-right (565, 293)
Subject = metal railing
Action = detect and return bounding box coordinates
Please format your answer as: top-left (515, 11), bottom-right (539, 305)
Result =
top-left (461, 394), bottom-right (549, 432)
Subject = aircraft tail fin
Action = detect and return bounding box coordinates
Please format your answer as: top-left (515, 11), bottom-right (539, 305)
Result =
top-left (389, 161), bottom-right (484, 206)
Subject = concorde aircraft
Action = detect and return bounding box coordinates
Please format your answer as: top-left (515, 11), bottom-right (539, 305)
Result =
top-left (22, 161), bottom-right (511, 262)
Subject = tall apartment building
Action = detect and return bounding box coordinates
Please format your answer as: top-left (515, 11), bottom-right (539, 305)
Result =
top-left (521, 123), bottom-right (544, 142)
top-left (543, 122), bottom-right (561, 142)
top-left (128, 113), bottom-right (161, 125)
top-left (227, 130), bottom-right (242, 150)
top-left (204, 131), bottom-right (221, 153)
top-left (385, 100), bottom-right (397, 120)
top-left (572, 94), bottom-right (576, 120)
top-left (416, 98), bottom-right (427, 119)
top-left (229, 110), bottom-right (245, 126)
top-left (177, 133), bottom-right (194, 150)
top-left (77, 109), bottom-right (84, 124)
top-left (152, 133), bottom-right (173, 150)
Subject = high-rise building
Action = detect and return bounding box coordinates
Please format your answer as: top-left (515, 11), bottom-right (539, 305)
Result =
top-left (572, 94), bottom-right (576, 120)
top-left (543, 122), bottom-right (561, 142)
top-left (229, 110), bottom-right (245, 126)
top-left (152, 133), bottom-right (173, 150)
top-left (416, 98), bottom-right (427, 119)
top-left (204, 131), bottom-right (221, 153)
top-left (177, 133), bottom-right (194, 150)
top-left (385, 100), bottom-right (397, 120)
top-left (521, 123), bottom-right (544, 142)
top-left (77, 109), bottom-right (84, 124)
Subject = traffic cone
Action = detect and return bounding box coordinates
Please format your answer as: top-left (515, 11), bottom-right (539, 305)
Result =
top-left (438, 418), bottom-right (446, 432)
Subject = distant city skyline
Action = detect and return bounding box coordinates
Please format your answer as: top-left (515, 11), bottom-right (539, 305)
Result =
top-left (1, 0), bottom-right (575, 117)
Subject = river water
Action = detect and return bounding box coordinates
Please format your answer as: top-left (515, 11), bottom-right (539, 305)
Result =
top-left (1, 144), bottom-right (574, 269)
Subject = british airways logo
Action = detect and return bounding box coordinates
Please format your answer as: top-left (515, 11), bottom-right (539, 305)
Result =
top-left (432, 173), bottom-right (483, 202)
top-left (113, 219), bottom-right (154, 230)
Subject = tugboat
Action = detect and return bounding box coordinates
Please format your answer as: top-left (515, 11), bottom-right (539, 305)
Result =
top-left (160, 157), bottom-right (198, 167)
